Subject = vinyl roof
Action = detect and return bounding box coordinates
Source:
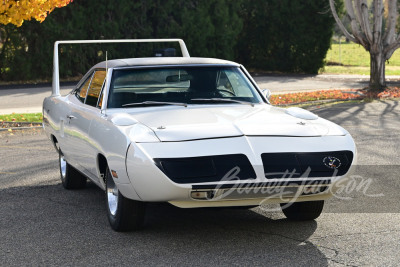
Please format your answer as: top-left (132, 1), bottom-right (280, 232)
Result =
top-left (92, 57), bottom-right (240, 69)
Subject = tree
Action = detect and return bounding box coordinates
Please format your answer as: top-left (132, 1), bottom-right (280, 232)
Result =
top-left (0, 0), bottom-right (244, 81)
top-left (0, 0), bottom-right (73, 27)
top-left (237, 0), bottom-right (337, 74)
top-left (330, 0), bottom-right (400, 91)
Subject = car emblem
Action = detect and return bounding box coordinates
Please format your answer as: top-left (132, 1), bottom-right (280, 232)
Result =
top-left (323, 156), bottom-right (341, 169)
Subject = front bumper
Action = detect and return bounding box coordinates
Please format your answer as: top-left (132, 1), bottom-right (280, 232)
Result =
top-left (124, 135), bottom-right (357, 208)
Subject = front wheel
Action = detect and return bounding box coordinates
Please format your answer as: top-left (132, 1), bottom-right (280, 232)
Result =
top-left (280, 200), bottom-right (324, 221)
top-left (59, 153), bottom-right (86, 189)
top-left (105, 167), bottom-right (145, 231)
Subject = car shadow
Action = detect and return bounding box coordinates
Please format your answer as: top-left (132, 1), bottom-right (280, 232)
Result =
top-left (0, 181), bottom-right (329, 266)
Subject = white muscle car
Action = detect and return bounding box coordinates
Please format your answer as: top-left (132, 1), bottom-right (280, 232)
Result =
top-left (43, 39), bottom-right (356, 231)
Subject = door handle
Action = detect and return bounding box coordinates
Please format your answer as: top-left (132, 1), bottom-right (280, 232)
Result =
top-left (66, 115), bottom-right (77, 119)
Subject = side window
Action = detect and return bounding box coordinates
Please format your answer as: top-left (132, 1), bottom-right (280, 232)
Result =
top-left (75, 74), bottom-right (93, 103)
top-left (86, 70), bottom-right (106, 107)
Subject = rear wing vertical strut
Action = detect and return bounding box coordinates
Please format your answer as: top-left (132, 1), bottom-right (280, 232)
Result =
top-left (52, 39), bottom-right (190, 96)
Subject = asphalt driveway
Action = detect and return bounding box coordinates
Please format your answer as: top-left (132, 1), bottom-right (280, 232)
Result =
top-left (0, 100), bottom-right (399, 266)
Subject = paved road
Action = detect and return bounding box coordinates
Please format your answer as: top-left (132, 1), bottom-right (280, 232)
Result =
top-left (1, 74), bottom-right (400, 115)
top-left (0, 85), bottom-right (72, 115)
top-left (1, 100), bottom-right (399, 266)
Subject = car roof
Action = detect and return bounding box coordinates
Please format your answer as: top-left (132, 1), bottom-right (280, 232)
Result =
top-left (92, 57), bottom-right (240, 69)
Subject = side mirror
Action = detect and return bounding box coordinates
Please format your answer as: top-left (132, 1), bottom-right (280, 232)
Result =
top-left (262, 89), bottom-right (272, 101)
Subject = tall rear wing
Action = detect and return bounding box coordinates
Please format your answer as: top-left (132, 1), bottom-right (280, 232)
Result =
top-left (52, 39), bottom-right (190, 96)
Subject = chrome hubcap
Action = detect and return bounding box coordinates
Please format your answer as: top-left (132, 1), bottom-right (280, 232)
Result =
top-left (107, 174), bottom-right (118, 216)
top-left (60, 155), bottom-right (67, 180)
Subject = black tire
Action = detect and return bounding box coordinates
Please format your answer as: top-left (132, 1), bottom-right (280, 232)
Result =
top-left (105, 167), bottom-right (145, 232)
top-left (59, 153), bottom-right (86, 189)
top-left (280, 200), bottom-right (324, 221)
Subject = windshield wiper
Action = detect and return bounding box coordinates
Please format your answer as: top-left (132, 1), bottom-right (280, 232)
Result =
top-left (190, 98), bottom-right (255, 107)
top-left (122, 101), bottom-right (187, 107)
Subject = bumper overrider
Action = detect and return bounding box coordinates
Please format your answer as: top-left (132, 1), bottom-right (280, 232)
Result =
top-left (123, 135), bottom-right (356, 208)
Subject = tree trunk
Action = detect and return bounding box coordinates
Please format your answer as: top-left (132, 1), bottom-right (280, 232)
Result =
top-left (369, 52), bottom-right (386, 91)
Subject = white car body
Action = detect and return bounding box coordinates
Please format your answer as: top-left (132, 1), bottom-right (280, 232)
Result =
top-left (43, 39), bottom-right (356, 230)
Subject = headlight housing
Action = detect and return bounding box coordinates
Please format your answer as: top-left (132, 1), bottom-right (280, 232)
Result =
top-left (129, 123), bottom-right (160, 143)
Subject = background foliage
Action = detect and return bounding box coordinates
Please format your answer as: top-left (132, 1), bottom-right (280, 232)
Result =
top-left (0, 0), bottom-right (337, 81)
top-left (0, 0), bottom-right (73, 26)
top-left (237, 0), bottom-right (340, 74)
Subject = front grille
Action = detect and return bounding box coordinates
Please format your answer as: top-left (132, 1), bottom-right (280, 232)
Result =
top-left (261, 151), bottom-right (353, 179)
top-left (154, 154), bottom-right (256, 184)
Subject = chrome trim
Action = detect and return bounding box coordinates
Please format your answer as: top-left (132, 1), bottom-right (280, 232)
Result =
top-left (83, 71), bottom-right (95, 104)
top-left (101, 68), bottom-right (113, 112)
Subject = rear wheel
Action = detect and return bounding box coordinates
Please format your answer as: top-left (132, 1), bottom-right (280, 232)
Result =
top-left (105, 167), bottom-right (145, 231)
top-left (280, 201), bottom-right (324, 221)
top-left (59, 153), bottom-right (86, 189)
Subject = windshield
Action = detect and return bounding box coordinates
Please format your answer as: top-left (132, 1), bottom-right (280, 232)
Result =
top-left (107, 66), bottom-right (263, 108)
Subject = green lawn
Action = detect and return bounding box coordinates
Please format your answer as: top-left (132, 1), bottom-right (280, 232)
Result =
top-left (0, 113), bottom-right (43, 122)
top-left (321, 43), bottom-right (400, 75)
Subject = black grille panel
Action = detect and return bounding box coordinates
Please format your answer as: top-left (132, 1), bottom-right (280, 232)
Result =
top-left (154, 154), bottom-right (256, 184)
top-left (262, 151), bottom-right (353, 179)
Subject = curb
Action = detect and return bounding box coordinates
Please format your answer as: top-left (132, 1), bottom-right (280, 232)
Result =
top-left (0, 126), bottom-right (43, 132)
top-left (0, 121), bottom-right (43, 131)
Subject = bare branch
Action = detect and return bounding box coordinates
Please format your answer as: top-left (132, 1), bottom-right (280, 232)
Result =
top-left (383, 0), bottom-right (398, 45)
top-left (344, 0), bottom-right (369, 48)
top-left (372, 0), bottom-right (384, 45)
top-left (355, 0), bottom-right (373, 44)
top-left (384, 40), bottom-right (400, 60)
top-left (329, 0), bottom-right (358, 43)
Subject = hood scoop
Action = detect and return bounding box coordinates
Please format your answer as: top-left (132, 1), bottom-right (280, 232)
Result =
top-left (286, 107), bottom-right (318, 120)
top-left (123, 106), bottom-right (330, 142)
top-left (110, 113), bottom-right (138, 126)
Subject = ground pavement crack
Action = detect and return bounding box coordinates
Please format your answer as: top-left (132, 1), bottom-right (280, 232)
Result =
top-left (311, 229), bottom-right (400, 241)
top-left (233, 227), bottom-right (360, 267)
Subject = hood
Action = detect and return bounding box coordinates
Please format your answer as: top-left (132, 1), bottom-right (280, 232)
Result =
top-left (123, 105), bottom-right (347, 142)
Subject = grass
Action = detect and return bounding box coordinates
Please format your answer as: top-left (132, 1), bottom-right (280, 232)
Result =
top-left (270, 89), bottom-right (362, 105)
top-left (0, 113), bottom-right (43, 122)
top-left (321, 43), bottom-right (400, 75)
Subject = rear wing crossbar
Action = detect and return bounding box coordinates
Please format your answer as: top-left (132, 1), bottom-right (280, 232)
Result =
top-left (52, 39), bottom-right (190, 96)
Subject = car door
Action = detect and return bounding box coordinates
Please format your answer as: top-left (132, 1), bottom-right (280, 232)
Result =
top-left (59, 72), bottom-right (93, 168)
top-left (79, 69), bottom-right (107, 177)
top-left (63, 69), bottom-right (106, 178)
